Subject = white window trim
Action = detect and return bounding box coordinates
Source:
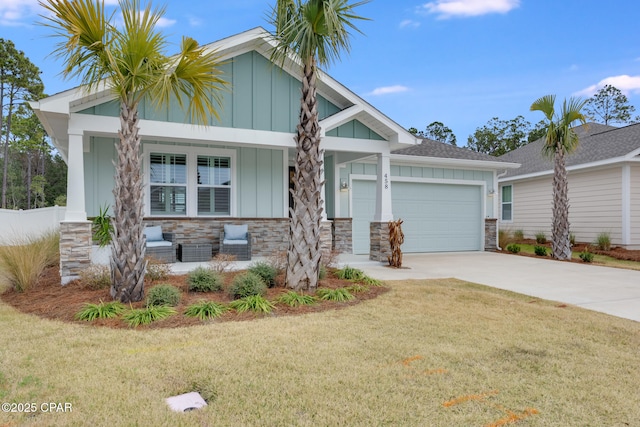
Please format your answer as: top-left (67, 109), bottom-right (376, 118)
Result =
top-left (501, 184), bottom-right (513, 222)
top-left (143, 144), bottom-right (237, 217)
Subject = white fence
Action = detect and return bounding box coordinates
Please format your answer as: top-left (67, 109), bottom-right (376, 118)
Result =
top-left (0, 206), bottom-right (67, 244)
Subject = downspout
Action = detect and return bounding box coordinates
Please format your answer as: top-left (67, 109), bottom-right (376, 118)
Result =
top-left (494, 170), bottom-right (509, 250)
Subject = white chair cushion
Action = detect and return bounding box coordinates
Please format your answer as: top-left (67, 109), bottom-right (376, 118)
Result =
top-left (223, 239), bottom-right (248, 245)
top-left (146, 240), bottom-right (172, 248)
top-left (224, 224), bottom-right (247, 240)
top-left (144, 225), bottom-right (163, 242)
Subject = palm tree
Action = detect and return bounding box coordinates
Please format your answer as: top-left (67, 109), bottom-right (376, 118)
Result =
top-left (530, 95), bottom-right (587, 260)
top-left (269, 0), bottom-right (369, 291)
top-left (40, 0), bottom-right (226, 302)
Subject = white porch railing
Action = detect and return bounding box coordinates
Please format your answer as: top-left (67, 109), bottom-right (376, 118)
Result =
top-left (0, 206), bottom-right (67, 244)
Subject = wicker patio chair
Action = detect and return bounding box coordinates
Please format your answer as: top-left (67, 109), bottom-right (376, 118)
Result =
top-left (219, 224), bottom-right (251, 261)
top-left (144, 225), bottom-right (176, 263)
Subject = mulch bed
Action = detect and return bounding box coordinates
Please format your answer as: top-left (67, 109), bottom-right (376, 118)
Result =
top-left (0, 267), bottom-right (389, 329)
top-left (501, 239), bottom-right (640, 262)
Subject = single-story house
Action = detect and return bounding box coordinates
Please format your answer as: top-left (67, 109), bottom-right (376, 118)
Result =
top-left (31, 27), bottom-right (518, 283)
top-left (498, 122), bottom-right (640, 249)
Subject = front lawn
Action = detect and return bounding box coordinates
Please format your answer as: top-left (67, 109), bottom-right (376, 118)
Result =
top-left (1, 278), bottom-right (639, 426)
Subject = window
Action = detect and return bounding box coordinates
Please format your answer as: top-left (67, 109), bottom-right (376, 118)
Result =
top-left (146, 148), bottom-right (235, 217)
top-left (197, 156), bottom-right (231, 215)
top-left (150, 153), bottom-right (187, 215)
top-left (501, 185), bottom-right (512, 221)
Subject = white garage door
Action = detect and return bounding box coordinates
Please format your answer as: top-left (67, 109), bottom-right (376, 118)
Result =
top-left (352, 180), bottom-right (483, 254)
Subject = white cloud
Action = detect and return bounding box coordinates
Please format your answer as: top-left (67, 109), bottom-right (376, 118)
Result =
top-left (156, 16), bottom-right (176, 28)
top-left (419, 0), bottom-right (520, 19)
top-left (399, 19), bottom-right (421, 29)
top-left (367, 85), bottom-right (410, 96)
top-left (0, 0), bottom-right (39, 27)
top-left (575, 75), bottom-right (640, 97)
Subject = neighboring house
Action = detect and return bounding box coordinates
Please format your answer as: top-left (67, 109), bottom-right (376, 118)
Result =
top-left (498, 123), bottom-right (640, 249)
top-left (31, 27), bottom-right (518, 283)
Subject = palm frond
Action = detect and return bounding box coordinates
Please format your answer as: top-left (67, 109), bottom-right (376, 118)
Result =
top-left (39, 0), bottom-right (115, 90)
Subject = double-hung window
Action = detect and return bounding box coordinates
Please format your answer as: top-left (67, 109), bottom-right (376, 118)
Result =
top-left (147, 148), bottom-right (234, 217)
top-left (197, 156), bottom-right (231, 216)
top-left (149, 153), bottom-right (187, 215)
top-left (501, 185), bottom-right (512, 221)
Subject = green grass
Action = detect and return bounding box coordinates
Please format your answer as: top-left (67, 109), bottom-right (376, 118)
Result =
top-left (1, 279), bottom-right (639, 426)
top-left (184, 300), bottom-right (228, 321)
top-left (75, 301), bottom-right (125, 321)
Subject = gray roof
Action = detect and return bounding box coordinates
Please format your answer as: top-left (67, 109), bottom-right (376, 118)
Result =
top-left (393, 138), bottom-right (515, 163)
top-left (499, 122), bottom-right (640, 178)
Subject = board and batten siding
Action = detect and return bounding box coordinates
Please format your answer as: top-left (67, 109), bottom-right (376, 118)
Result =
top-left (339, 162), bottom-right (495, 218)
top-left (83, 137), bottom-right (285, 218)
top-left (501, 166), bottom-right (624, 245)
top-left (630, 164), bottom-right (640, 248)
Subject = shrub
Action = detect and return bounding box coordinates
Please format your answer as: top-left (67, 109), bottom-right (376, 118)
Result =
top-left (347, 284), bottom-right (368, 293)
top-left (123, 305), bottom-right (176, 327)
top-left (75, 301), bottom-right (125, 321)
top-left (248, 262), bottom-right (278, 288)
top-left (229, 272), bottom-right (266, 299)
top-left (265, 250), bottom-right (287, 274)
top-left (498, 229), bottom-right (513, 248)
top-left (187, 267), bottom-right (223, 292)
top-left (146, 258), bottom-right (170, 281)
top-left (209, 253), bottom-right (236, 273)
top-left (80, 264), bottom-right (111, 290)
top-left (146, 284), bottom-right (181, 307)
top-left (534, 245), bottom-right (548, 256)
top-left (0, 231), bottom-right (60, 292)
top-left (229, 295), bottom-right (275, 314)
top-left (335, 266), bottom-right (365, 281)
top-left (277, 291), bottom-right (316, 307)
top-left (184, 300), bottom-right (227, 320)
top-left (535, 232), bottom-right (547, 244)
top-left (579, 250), bottom-right (594, 263)
top-left (506, 243), bottom-right (521, 254)
top-left (92, 204), bottom-right (113, 247)
top-left (569, 232), bottom-right (576, 246)
top-left (596, 232), bottom-right (611, 251)
top-left (513, 229), bottom-right (525, 241)
top-left (316, 288), bottom-right (354, 302)
top-left (362, 276), bottom-right (383, 287)
top-left (318, 264), bottom-right (327, 280)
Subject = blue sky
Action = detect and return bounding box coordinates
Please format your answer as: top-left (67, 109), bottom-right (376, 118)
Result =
top-left (2, 0), bottom-right (640, 144)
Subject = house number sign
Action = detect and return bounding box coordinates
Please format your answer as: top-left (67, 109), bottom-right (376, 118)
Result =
top-left (384, 173), bottom-right (389, 190)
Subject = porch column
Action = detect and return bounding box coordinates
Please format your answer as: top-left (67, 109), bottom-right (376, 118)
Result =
top-left (370, 152), bottom-right (393, 261)
top-left (64, 129), bottom-right (87, 221)
top-left (374, 152), bottom-right (393, 222)
top-left (59, 129), bottom-right (91, 285)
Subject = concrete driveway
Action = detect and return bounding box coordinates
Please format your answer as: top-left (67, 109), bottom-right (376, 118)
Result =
top-left (339, 252), bottom-right (640, 322)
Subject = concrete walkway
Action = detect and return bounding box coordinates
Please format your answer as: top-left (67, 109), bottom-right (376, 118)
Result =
top-left (339, 252), bottom-right (640, 322)
top-left (170, 251), bottom-right (640, 322)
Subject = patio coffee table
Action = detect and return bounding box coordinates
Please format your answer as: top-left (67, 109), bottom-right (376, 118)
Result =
top-left (178, 243), bottom-right (212, 262)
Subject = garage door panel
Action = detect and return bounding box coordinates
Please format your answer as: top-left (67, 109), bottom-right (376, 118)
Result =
top-left (352, 180), bottom-right (482, 254)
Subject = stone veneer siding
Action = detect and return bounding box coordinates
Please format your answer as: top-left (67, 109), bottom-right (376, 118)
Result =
top-left (369, 222), bottom-right (391, 262)
top-left (143, 218), bottom-right (341, 258)
top-left (331, 218), bottom-right (352, 253)
top-left (484, 218), bottom-right (497, 251)
top-left (60, 221), bottom-right (92, 284)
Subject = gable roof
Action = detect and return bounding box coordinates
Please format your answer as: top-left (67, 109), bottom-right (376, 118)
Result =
top-left (392, 138), bottom-right (520, 169)
top-left (31, 27), bottom-right (419, 161)
top-left (499, 123), bottom-right (640, 179)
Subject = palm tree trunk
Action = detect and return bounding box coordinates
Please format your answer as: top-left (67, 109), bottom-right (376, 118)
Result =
top-left (110, 101), bottom-right (147, 302)
top-left (285, 59), bottom-right (324, 291)
top-left (551, 146), bottom-right (572, 260)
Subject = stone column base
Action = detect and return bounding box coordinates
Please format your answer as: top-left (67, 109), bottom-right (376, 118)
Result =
top-left (485, 218), bottom-right (497, 251)
top-left (369, 222), bottom-right (391, 262)
top-left (59, 221), bottom-right (92, 285)
top-left (320, 220), bottom-right (333, 263)
top-left (332, 218), bottom-right (353, 253)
